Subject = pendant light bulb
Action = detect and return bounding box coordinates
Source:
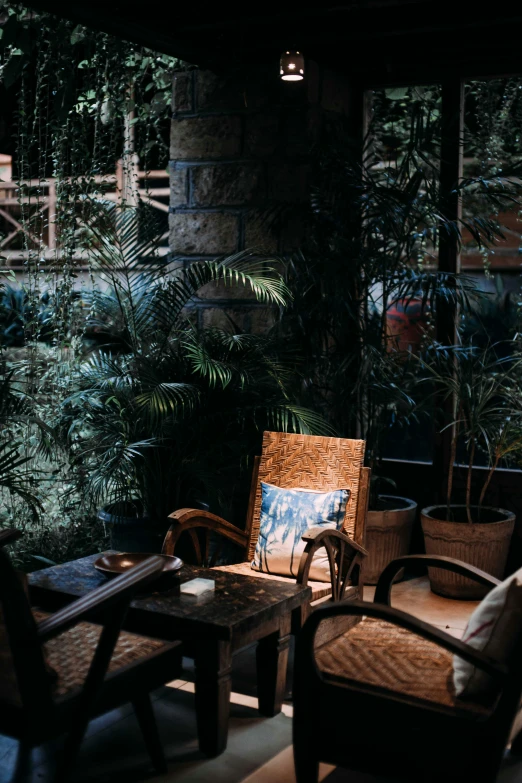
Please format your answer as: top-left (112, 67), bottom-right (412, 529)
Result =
top-left (280, 51), bottom-right (304, 81)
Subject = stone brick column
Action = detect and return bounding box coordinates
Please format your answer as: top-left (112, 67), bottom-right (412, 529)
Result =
top-left (169, 65), bottom-right (352, 330)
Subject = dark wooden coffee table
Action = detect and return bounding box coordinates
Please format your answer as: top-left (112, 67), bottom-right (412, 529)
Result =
top-left (29, 553), bottom-right (311, 757)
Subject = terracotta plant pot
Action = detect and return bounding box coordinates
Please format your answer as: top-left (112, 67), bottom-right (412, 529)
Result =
top-left (365, 495), bottom-right (417, 584)
top-left (421, 505), bottom-right (515, 599)
top-left (386, 297), bottom-right (430, 355)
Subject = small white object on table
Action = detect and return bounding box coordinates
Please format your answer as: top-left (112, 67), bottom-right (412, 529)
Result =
top-left (180, 578), bottom-right (215, 597)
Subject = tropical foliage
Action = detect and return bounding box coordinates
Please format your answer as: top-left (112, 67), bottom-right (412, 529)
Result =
top-left (0, 366), bottom-right (42, 515)
top-left (281, 86), bottom-right (522, 505)
top-left (1, 0), bottom-right (522, 561)
top-left (0, 5), bottom-right (185, 561)
top-left (57, 202), bottom-right (330, 527)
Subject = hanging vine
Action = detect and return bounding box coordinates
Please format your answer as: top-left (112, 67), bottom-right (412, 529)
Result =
top-left (0, 2), bottom-right (181, 565)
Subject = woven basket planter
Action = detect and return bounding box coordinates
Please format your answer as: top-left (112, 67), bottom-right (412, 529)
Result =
top-left (365, 495), bottom-right (417, 585)
top-left (421, 505), bottom-right (515, 600)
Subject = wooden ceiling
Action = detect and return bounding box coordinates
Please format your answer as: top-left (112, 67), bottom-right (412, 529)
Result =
top-left (25, 1), bottom-right (522, 85)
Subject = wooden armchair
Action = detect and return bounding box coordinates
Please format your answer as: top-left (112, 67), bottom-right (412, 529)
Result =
top-left (0, 529), bottom-right (181, 782)
top-left (163, 431), bottom-right (370, 632)
top-left (293, 554), bottom-right (522, 783)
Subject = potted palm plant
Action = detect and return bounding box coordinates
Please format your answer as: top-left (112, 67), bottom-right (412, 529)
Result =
top-left (419, 343), bottom-right (521, 599)
top-left (281, 85), bottom-right (522, 583)
top-left (58, 201), bottom-right (329, 551)
top-left (353, 339), bottom-right (418, 584)
top-left (281, 100), bottom-right (482, 583)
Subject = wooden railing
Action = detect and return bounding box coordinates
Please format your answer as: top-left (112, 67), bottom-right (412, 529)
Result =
top-left (0, 165), bottom-right (169, 267)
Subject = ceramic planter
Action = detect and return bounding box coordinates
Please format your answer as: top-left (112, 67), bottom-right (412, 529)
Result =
top-left (98, 501), bottom-right (165, 553)
top-left (421, 505), bottom-right (515, 599)
top-left (365, 495), bottom-right (417, 584)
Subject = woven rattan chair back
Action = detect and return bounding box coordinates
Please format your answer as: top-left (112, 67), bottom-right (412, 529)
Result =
top-left (0, 549), bottom-right (52, 712)
top-left (245, 431), bottom-right (366, 561)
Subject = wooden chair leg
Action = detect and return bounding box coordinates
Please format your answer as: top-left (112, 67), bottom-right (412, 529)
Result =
top-left (13, 739), bottom-right (32, 782)
top-left (55, 716), bottom-right (91, 783)
top-left (293, 741), bottom-right (319, 783)
top-left (133, 693), bottom-right (168, 774)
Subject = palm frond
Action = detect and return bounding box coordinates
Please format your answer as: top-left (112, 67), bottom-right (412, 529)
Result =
top-left (0, 438), bottom-right (42, 517)
top-left (182, 250), bottom-right (290, 307)
top-left (182, 334), bottom-right (235, 388)
top-left (83, 198), bottom-right (164, 272)
top-left (134, 382), bottom-right (200, 427)
top-left (264, 405), bottom-right (337, 436)
top-left (387, 271), bottom-right (484, 314)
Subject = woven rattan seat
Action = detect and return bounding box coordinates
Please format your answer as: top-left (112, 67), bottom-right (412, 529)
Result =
top-left (211, 562), bottom-right (334, 601)
top-left (294, 558), bottom-right (522, 783)
top-left (316, 617), bottom-right (492, 716)
top-left (33, 611), bottom-right (168, 699)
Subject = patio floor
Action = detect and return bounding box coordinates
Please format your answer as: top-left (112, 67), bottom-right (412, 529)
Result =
top-left (2, 577), bottom-right (521, 783)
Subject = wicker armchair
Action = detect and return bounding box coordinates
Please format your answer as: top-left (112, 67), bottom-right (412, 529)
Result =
top-left (163, 431), bottom-right (370, 632)
top-left (0, 529), bottom-right (181, 782)
top-left (293, 554), bottom-right (522, 783)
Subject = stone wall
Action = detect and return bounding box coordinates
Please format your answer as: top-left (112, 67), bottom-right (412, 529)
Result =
top-left (169, 64), bottom-right (353, 329)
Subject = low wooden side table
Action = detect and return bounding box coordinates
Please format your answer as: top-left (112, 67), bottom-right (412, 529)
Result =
top-left (29, 553), bottom-right (311, 757)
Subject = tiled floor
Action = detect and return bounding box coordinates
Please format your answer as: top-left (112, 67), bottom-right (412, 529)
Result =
top-left (1, 577), bottom-right (521, 782)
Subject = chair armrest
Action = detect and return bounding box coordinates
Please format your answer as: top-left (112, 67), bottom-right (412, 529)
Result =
top-left (163, 508), bottom-right (248, 555)
top-left (297, 528), bottom-right (368, 599)
top-left (36, 556), bottom-right (165, 643)
top-left (0, 528), bottom-right (22, 547)
top-left (374, 555), bottom-right (501, 606)
top-left (301, 527), bottom-right (368, 556)
top-left (301, 599), bottom-right (507, 683)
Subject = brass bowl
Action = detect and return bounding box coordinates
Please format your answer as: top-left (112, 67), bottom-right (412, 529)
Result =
top-left (93, 552), bottom-right (183, 578)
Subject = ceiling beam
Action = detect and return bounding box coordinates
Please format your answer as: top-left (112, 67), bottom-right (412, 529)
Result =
top-left (24, 0), bottom-right (522, 83)
top-left (26, 0), bottom-right (206, 65)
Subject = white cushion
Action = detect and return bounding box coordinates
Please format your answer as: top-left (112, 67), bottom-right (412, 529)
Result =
top-left (453, 566), bottom-right (522, 699)
top-left (251, 482), bottom-right (349, 582)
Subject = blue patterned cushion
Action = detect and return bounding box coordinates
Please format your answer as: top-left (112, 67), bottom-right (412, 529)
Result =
top-left (252, 483), bottom-right (350, 582)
